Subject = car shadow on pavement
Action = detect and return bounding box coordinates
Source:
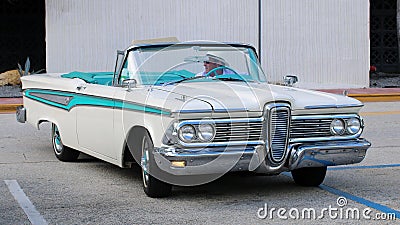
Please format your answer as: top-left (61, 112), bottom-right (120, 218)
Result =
top-left (170, 172), bottom-right (299, 198)
top-left (74, 153), bottom-right (102, 163)
top-left (67, 157), bottom-right (318, 199)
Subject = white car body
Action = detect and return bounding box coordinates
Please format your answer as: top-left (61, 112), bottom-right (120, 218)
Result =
top-left (17, 41), bottom-right (371, 197)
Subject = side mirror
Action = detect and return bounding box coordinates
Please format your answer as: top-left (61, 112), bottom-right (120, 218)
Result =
top-left (122, 79), bottom-right (137, 91)
top-left (283, 75), bottom-right (298, 87)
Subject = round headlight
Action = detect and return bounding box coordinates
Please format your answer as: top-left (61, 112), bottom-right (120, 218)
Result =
top-left (346, 118), bottom-right (361, 134)
top-left (178, 125), bottom-right (196, 142)
top-left (330, 119), bottom-right (345, 135)
top-left (197, 123), bottom-right (215, 142)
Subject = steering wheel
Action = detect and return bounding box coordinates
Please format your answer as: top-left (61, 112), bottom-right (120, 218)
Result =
top-left (204, 66), bottom-right (239, 77)
top-left (155, 71), bottom-right (188, 85)
top-left (160, 71), bottom-right (187, 79)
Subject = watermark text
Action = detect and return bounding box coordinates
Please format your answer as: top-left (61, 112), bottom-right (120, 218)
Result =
top-left (257, 197), bottom-right (396, 221)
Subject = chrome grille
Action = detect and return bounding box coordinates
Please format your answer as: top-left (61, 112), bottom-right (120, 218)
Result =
top-left (268, 107), bottom-right (290, 162)
top-left (290, 118), bottom-right (332, 139)
top-left (214, 121), bottom-right (263, 142)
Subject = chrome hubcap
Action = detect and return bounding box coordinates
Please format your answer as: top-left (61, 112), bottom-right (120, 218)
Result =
top-left (141, 137), bottom-right (150, 188)
top-left (53, 126), bottom-right (63, 154)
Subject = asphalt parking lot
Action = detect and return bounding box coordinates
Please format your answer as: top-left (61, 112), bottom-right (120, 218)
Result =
top-left (0, 101), bottom-right (399, 224)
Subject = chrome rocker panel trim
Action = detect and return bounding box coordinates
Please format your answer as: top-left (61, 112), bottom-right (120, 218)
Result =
top-left (153, 139), bottom-right (371, 176)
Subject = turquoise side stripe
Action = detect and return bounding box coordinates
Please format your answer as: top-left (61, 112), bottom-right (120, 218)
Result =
top-left (25, 89), bottom-right (74, 110)
top-left (24, 89), bottom-right (171, 115)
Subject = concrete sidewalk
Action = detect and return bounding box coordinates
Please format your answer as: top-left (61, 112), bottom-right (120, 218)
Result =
top-left (1, 88), bottom-right (400, 113)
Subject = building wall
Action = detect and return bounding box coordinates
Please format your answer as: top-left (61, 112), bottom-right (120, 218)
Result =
top-left (46, 0), bottom-right (258, 72)
top-left (46, 0), bottom-right (370, 88)
top-left (262, 0), bottom-right (370, 88)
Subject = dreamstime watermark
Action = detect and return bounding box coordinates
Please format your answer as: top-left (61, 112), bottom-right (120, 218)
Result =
top-left (257, 197), bottom-right (397, 221)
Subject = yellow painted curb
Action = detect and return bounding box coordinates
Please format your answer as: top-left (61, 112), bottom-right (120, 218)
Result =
top-left (348, 93), bottom-right (400, 102)
top-left (360, 111), bottom-right (400, 116)
top-left (0, 104), bottom-right (22, 113)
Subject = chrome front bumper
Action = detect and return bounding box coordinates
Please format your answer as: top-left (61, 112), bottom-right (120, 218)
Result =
top-left (154, 139), bottom-right (371, 175)
top-left (287, 139), bottom-right (371, 170)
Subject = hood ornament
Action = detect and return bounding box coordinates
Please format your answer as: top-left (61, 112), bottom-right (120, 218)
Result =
top-left (176, 95), bottom-right (187, 102)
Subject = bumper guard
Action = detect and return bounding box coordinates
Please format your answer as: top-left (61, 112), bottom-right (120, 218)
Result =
top-left (16, 106), bottom-right (26, 123)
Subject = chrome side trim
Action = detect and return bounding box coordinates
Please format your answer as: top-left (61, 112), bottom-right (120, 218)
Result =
top-left (304, 104), bottom-right (363, 109)
top-left (213, 108), bottom-right (249, 112)
top-left (292, 114), bottom-right (359, 120)
top-left (175, 108), bottom-right (250, 114)
top-left (177, 117), bottom-right (263, 125)
top-left (174, 109), bottom-right (213, 113)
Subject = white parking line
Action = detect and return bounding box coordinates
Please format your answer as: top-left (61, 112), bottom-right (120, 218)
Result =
top-left (4, 180), bottom-right (48, 225)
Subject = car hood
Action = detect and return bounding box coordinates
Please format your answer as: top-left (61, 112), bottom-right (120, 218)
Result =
top-left (146, 82), bottom-right (362, 115)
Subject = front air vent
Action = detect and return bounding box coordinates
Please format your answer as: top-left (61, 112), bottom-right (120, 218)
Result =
top-left (290, 118), bottom-right (332, 139)
top-left (214, 121), bottom-right (263, 142)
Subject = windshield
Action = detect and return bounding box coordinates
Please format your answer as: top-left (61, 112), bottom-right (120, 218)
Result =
top-left (120, 44), bottom-right (267, 86)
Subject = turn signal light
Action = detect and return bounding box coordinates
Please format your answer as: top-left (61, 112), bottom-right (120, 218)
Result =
top-left (171, 160), bottom-right (186, 168)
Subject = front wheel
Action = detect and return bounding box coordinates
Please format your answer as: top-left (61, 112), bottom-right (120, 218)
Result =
top-left (51, 124), bottom-right (80, 162)
top-left (140, 131), bottom-right (172, 198)
top-left (291, 166), bottom-right (327, 187)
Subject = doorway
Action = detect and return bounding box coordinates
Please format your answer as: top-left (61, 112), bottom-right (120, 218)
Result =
top-left (370, 0), bottom-right (399, 72)
top-left (0, 0), bottom-right (45, 73)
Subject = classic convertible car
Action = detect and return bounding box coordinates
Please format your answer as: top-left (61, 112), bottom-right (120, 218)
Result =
top-left (17, 41), bottom-right (371, 197)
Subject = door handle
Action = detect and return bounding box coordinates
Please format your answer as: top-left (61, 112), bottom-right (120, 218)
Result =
top-left (76, 84), bottom-right (86, 91)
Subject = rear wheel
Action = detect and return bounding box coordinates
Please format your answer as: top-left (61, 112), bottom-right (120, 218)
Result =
top-left (51, 124), bottom-right (80, 162)
top-left (140, 131), bottom-right (172, 198)
top-left (291, 166), bottom-right (327, 187)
